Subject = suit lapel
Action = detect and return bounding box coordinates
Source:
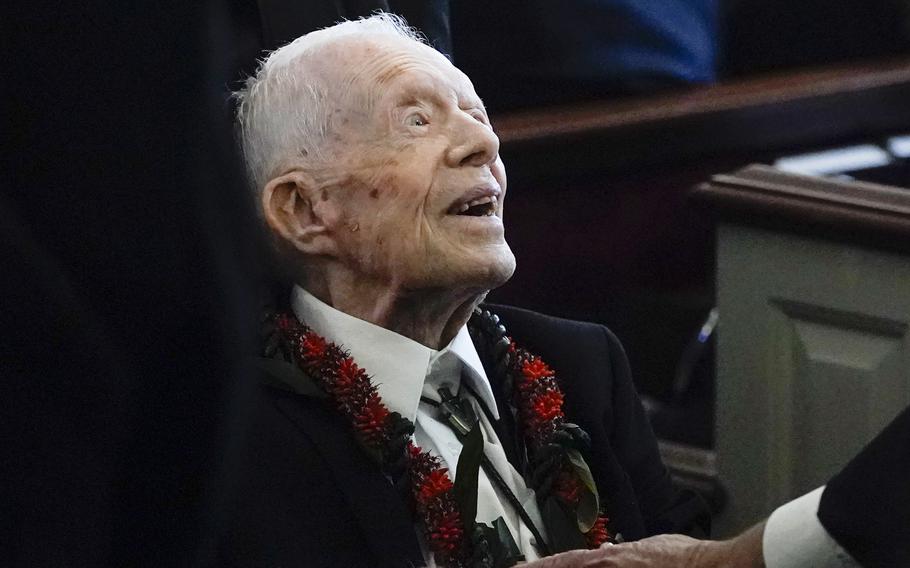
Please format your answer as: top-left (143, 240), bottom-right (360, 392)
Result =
top-left (468, 338), bottom-right (527, 474)
top-left (269, 386), bottom-right (424, 567)
top-left (487, 386), bottom-right (525, 473)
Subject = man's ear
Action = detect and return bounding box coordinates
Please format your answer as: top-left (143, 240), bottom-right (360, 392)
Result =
top-left (261, 172), bottom-right (337, 256)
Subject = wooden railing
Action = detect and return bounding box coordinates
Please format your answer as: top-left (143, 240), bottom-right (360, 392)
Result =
top-left (493, 58), bottom-right (910, 183)
top-left (488, 58), bottom-right (910, 422)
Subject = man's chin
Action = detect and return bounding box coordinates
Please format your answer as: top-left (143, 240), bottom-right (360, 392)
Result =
top-left (483, 251), bottom-right (517, 290)
top-left (414, 249), bottom-right (516, 295)
top-left (460, 249), bottom-right (516, 294)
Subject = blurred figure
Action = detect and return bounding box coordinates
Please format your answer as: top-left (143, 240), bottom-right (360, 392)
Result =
top-left (233, 0), bottom-right (454, 84)
top-left (452, 0), bottom-right (719, 110)
top-left (722, 0), bottom-right (910, 77)
top-left (3, 1), bottom-right (261, 565)
top-left (2, 4), bottom-right (450, 566)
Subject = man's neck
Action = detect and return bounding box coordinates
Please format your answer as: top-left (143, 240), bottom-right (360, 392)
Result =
top-left (299, 275), bottom-right (486, 350)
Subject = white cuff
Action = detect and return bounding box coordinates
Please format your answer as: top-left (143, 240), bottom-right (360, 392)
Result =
top-left (762, 486), bottom-right (859, 568)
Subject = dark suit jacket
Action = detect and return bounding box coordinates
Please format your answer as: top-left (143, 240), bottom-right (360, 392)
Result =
top-left (819, 405), bottom-right (910, 568)
top-left (219, 304), bottom-right (709, 566)
top-left (231, 0), bottom-right (453, 93)
top-left (4, 2), bottom-right (261, 565)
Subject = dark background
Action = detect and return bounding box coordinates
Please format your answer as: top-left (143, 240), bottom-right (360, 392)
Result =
top-left (5, 1), bottom-right (910, 563)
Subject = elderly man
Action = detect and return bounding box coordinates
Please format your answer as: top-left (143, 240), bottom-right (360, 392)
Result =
top-left (223, 14), bottom-right (708, 567)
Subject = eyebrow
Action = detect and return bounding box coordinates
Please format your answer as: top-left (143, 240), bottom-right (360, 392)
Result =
top-left (392, 88), bottom-right (486, 116)
top-left (460, 98), bottom-right (486, 112)
top-left (386, 70), bottom-right (484, 110)
top-left (394, 94), bottom-right (428, 108)
top-left (391, 82), bottom-right (446, 108)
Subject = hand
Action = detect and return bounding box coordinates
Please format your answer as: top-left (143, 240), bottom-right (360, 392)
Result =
top-left (595, 534), bottom-right (708, 567)
top-left (520, 535), bottom-right (704, 568)
top-left (521, 523), bottom-right (766, 568)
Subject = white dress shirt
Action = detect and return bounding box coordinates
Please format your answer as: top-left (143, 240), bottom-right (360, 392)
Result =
top-left (763, 486), bottom-right (859, 568)
top-left (291, 286), bottom-right (547, 565)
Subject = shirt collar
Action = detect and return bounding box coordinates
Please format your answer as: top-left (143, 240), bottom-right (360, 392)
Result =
top-left (447, 326), bottom-right (499, 420)
top-left (290, 285), bottom-right (499, 422)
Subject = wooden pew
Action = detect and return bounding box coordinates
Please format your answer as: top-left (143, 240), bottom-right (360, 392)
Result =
top-left (693, 165), bottom-right (910, 535)
top-left (486, 59), bottom-right (910, 515)
top-left (488, 58), bottom-right (910, 414)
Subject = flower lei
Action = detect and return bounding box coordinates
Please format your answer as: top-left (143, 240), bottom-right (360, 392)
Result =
top-left (507, 341), bottom-right (612, 550)
top-left (272, 310), bottom-right (610, 567)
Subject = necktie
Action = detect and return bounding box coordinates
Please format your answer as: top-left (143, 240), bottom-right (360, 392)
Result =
top-left (423, 385), bottom-right (550, 558)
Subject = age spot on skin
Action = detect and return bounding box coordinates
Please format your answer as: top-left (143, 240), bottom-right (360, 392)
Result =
top-left (375, 175), bottom-right (400, 199)
top-left (321, 189), bottom-right (329, 201)
top-left (369, 188), bottom-right (379, 199)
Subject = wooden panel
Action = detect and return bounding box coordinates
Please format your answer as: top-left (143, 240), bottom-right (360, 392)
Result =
top-left (774, 300), bottom-right (908, 496)
top-left (491, 61), bottom-right (910, 448)
top-left (714, 224), bottom-right (910, 536)
top-left (491, 62), bottom-right (910, 409)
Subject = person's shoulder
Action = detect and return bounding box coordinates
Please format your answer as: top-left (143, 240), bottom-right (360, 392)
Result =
top-left (482, 303), bottom-right (628, 380)
top-left (483, 303), bottom-right (623, 351)
top-left (480, 304), bottom-right (631, 432)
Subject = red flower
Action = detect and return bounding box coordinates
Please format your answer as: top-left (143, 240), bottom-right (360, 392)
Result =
top-left (554, 468), bottom-right (583, 505)
top-left (405, 443), bottom-right (465, 563)
top-left (332, 357), bottom-right (363, 399)
top-left (522, 357), bottom-right (554, 381)
top-left (427, 509), bottom-right (464, 554)
top-left (418, 469), bottom-right (454, 504)
top-left (300, 331), bottom-right (327, 359)
top-left (585, 515), bottom-right (611, 548)
top-left (408, 441), bottom-right (424, 460)
top-left (354, 393), bottom-right (390, 445)
top-left (274, 314), bottom-right (289, 330)
top-left (336, 357), bottom-right (361, 382)
top-left (408, 443), bottom-right (442, 478)
top-left (531, 389), bottom-right (564, 424)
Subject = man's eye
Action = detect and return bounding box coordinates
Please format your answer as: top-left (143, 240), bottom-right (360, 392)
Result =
top-left (466, 108), bottom-right (488, 124)
top-left (406, 114), bottom-right (428, 127)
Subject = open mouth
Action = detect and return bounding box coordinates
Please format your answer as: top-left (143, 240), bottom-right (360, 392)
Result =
top-left (450, 195), bottom-right (498, 217)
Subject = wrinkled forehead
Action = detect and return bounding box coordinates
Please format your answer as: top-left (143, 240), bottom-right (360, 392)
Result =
top-left (315, 35), bottom-right (482, 109)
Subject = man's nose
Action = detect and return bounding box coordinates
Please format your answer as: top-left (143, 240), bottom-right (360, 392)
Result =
top-left (446, 118), bottom-right (500, 168)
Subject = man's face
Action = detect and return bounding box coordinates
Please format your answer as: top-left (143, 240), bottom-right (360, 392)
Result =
top-left (311, 36), bottom-right (516, 295)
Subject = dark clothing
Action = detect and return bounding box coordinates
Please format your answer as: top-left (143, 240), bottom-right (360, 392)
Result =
top-left (233, 0), bottom-right (453, 90)
top-left (451, 0), bottom-right (718, 110)
top-left (3, 1), bottom-right (262, 565)
top-left (254, 0), bottom-right (451, 55)
top-left (819, 406), bottom-right (910, 568)
top-left (220, 304), bottom-right (710, 566)
top-left (721, 0), bottom-right (910, 77)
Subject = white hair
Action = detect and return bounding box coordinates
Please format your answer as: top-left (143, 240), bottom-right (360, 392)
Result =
top-left (234, 13), bottom-right (426, 199)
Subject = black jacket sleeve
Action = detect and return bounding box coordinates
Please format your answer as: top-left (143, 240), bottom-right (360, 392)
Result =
top-left (599, 326), bottom-right (711, 539)
top-left (818, 406), bottom-right (910, 568)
